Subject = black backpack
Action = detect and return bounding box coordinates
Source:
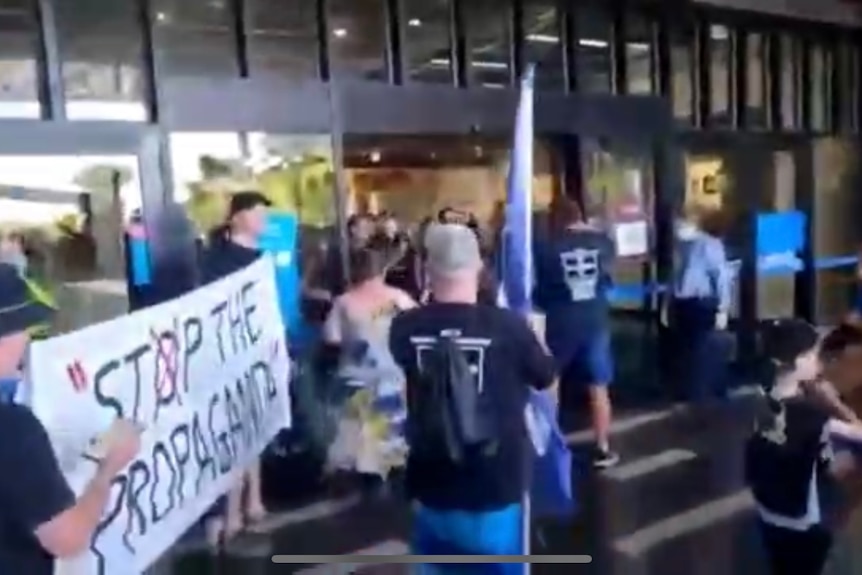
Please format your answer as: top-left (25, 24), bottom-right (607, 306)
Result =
top-left (407, 334), bottom-right (498, 463)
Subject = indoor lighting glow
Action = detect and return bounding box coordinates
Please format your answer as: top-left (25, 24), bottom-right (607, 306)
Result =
top-left (430, 58), bottom-right (507, 70)
top-left (370, 150), bottom-right (381, 163)
top-left (526, 33), bottom-right (558, 43)
top-left (333, 27), bottom-right (347, 38)
top-left (156, 11), bottom-right (168, 22)
top-left (579, 38), bottom-right (608, 48)
top-left (408, 18), bottom-right (422, 27)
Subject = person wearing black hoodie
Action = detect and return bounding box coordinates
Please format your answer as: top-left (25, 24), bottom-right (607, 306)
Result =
top-left (199, 191), bottom-right (271, 546)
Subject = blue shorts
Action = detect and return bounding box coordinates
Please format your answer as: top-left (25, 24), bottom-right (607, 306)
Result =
top-left (550, 331), bottom-right (614, 387)
top-left (412, 502), bottom-right (524, 575)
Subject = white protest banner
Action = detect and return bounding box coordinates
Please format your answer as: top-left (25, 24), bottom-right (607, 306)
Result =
top-left (29, 257), bottom-right (291, 575)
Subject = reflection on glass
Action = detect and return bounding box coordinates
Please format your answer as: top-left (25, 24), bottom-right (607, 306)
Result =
top-left (780, 35), bottom-right (796, 129)
top-left (838, 42), bottom-right (857, 129)
top-left (246, 133), bottom-right (336, 228)
top-left (746, 32), bottom-right (765, 127)
top-left (0, 154), bottom-right (142, 330)
top-left (809, 44), bottom-right (827, 131)
top-left (151, 0), bottom-right (238, 78)
top-left (403, 0), bottom-right (451, 83)
top-left (56, 0), bottom-right (146, 121)
top-left (522, 1), bottom-right (563, 91)
top-left (575, 5), bottom-right (611, 93)
top-left (580, 141), bottom-right (654, 310)
top-left (670, 22), bottom-right (694, 123)
top-left (328, 0), bottom-right (387, 81)
top-left (0, 0), bottom-right (40, 118)
top-left (342, 136), bottom-right (552, 229)
top-left (464, 0), bottom-right (510, 87)
top-left (246, 0), bottom-right (318, 79)
top-left (709, 24), bottom-right (731, 124)
top-left (813, 138), bottom-right (860, 323)
top-left (757, 151), bottom-right (795, 319)
top-left (625, 13), bottom-right (653, 95)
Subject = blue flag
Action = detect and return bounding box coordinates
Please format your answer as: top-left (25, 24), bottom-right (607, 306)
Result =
top-left (499, 66), bottom-right (535, 315)
top-left (499, 68), bottom-right (576, 550)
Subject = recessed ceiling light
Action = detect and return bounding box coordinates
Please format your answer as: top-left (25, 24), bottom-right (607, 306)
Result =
top-left (408, 18), bottom-right (422, 27)
top-left (333, 28), bottom-right (348, 38)
top-left (155, 11), bottom-right (168, 22)
top-left (370, 150), bottom-right (381, 163)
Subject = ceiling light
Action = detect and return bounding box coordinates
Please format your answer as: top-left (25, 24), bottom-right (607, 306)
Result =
top-left (710, 25), bottom-right (729, 41)
top-left (526, 34), bottom-right (558, 43)
top-left (430, 58), bottom-right (507, 70)
top-left (333, 28), bottom-right (347, 38)
top-left (579, 38), bottom-right (608, 49)
top-left (408, 18), bottom-right (422, 27)
top-left (370, 150), bottom-right (381, 163)
top-left (155, 11), bottom-right (168, 22)
top-left (627, 42), bottom-right (650, 52)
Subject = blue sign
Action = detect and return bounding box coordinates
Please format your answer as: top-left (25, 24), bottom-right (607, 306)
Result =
top-left (258, 212), bottom-right (302, 339)
top-left (755, 210), bottom-right (805, 275)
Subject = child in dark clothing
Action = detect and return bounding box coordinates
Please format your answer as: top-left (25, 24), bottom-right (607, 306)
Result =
top-left (745, 320), bottom-right (862, 575)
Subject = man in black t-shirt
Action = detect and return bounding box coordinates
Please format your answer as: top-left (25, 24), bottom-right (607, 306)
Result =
top-left (390, 224), bottom-right (555, 558)
top-left (0, 264), bottom-right (141, 574)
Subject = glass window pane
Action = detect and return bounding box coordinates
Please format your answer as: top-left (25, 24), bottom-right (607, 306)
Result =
top-left (625, 13), bottom-right (652, 95)
top-left (152, 0), bottom-right (238, 78)
top-left (837, 42), bottom-right (856, 131)
top-left (56, 0), bottom-right (146, 122)
top-left (0, 0), bottom-right (39, 118)
top-left (780, 34), bottom-right (796, 129)
top-left (246, 0), bottom-right (318, 80)
top-left (670, 21), bottom-right (694, 124)
top-left (745, 32), bottom-right (766, 127)
top-left (403, 0), bottom-right (452, 84)
top-left (464, 0), bottom-right (510, 87)
top-left (523, 0), bottom-right (563, 91)
top-left (0, 154), bottom-right (144, 330)
top-left (328, 0), bottom-right (387, 81)
top-left (810, 43), bottom-right (827, 131)
top-left (576, 5), bottom-right (611, 93)
top-left (709, 24), bottom-right (731, 125)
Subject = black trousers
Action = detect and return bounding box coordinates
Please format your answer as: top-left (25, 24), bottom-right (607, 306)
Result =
top-left (759, 521), bottom-right (833, 575)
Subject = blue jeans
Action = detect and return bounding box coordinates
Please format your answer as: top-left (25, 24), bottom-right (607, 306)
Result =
top-left (412, 503), bottom-right (525, 575)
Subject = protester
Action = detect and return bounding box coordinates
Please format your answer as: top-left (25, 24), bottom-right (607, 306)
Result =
top-left (389, 223), bottom-right (555, 566)
top-left (533, 197), bottom-right (618, 468)
top-left (321, 246), bottom-right (415, 484)
top-left (0, 230), bottom-right (27, 274)
top-left (813, 324), bottom-right (862, 423)
top-left (200, 190), bottom-right (271, 545)
top-left (0, 263), bottom-right (142, 574)
top-left (669, 207), bottom-right (733, 401)
top-left (745, 319), bottom-right (862, 575)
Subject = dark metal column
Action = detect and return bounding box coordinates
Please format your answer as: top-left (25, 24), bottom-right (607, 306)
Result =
top-left (731, 27), bottom-right (747, 129)
top-left (384, 0), bottom-right (404, 84)
top-left (136, 0), bottom-right (161, 123)
top-left (694, 18), bottom-right (710, 129)
top-left (33, 0), bottom-right (65, 120)
top-left (610, 1), bottom-right (626, 95)
top-left (450, 0), bottom-right (467, 87)
top-left (766, 32), bottom-right (782, 131)
top-left (799, 37), bottom-right (812, 131)
top-left (509, 0), bottom-right (523, 81)
top-left (316, 0), bottom-right (330, 80)
top-left (560, 0), bottom-right (577, 93)
top-left (794, 143), bottom-right (815, 323)
top-left (229, 0), bottom-right (250, 77)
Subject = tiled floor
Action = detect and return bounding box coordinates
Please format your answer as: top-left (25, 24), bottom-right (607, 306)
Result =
top-left (159, 391), bottom-right (860, 574)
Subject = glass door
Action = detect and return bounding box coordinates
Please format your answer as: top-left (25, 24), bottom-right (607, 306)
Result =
top-left (0, 122), bottom-right (166, 333)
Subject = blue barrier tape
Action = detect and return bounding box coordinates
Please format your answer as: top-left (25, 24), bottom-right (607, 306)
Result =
top-left (607, 254), bottom-right (859, 303)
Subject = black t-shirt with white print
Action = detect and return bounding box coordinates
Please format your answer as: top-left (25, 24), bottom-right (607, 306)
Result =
top-left (745, 396), bottom-right (834, 524)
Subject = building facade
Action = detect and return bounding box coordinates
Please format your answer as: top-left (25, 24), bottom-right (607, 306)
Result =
top-left (0, 0), bottom-right (860, 388)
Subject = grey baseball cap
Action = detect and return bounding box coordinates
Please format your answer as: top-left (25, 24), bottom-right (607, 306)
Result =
top-left (424, 223), bottom-right (482, 276)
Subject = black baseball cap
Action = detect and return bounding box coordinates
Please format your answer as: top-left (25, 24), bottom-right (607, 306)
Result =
top-left (228, 191), bottom-right (271, 218)
top-left (760, 318), bottom-right (819, 367)
top-left (0, 264), bottom-right (53, 340)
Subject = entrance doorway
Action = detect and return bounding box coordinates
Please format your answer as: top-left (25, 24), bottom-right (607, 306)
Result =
top-left (0, 122), bottom-right (167, 333)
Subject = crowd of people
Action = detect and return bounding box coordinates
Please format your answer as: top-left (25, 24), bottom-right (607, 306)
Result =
top-left (2, 188), bottom-right (862, 574)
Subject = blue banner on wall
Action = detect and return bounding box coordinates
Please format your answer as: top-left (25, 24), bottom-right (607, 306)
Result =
top-left (755, 210), bottom-right (805, 274)
top-left (258, 212), bottom-right (302, 338)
